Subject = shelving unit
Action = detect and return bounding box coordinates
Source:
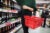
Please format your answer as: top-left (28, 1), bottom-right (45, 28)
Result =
top-left (36, 0), bottom-right (50, 4)
top-left (0, 0), bottom-right (21, 33)
top-left (9, 24), bottom-right (22, 33)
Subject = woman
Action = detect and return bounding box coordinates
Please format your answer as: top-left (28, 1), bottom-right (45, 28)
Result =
top-left (16, 0), bottom-right (37, 33)
top-left (41, 4), bottom-right (49, 27)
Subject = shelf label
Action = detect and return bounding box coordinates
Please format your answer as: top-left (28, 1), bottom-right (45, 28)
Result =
top-left (11, 10), bottom-right (16, 13)
top-left (6, 22), bottom-right (11, 26)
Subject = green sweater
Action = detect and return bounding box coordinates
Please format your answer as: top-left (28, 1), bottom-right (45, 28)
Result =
top-left (16, 0), bottom-right (37, 23)
top-left (16, 0), bottom-right (36, 11)
top-left (16, 0), bottom-right (37, 16)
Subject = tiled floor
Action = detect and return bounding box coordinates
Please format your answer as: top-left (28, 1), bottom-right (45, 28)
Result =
top-left (28, 27), bottom-right (50, 33)
top-left (17, 28), bottom-right (23, 33)
top-left (17, 27), bottom-right (50, 33)
top-left (17, 18), bottom-right (50, 33)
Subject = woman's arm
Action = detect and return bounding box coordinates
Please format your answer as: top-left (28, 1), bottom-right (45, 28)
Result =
top-left (17, 0), bottom-right (34, 11)
top-left (22, 5), bottom-right (34, 11)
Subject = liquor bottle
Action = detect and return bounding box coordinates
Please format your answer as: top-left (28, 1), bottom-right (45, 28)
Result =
top-left (0, 0), bottom-right (3, 8)
top-left (3, 0), bottom-right (7, 5)
top-left (12, 24), bottom-right (14, 29)
top-left (7, 26), bottom-right (9, 31)
top-left (0, 28), bottom-right (1, 33)
top-left (2, 27), bottom-right (6, 32)
top-left (9, 24), bottom-right (12, 30)
top-left (7, 0), bottom-right (10, 6)
top-left (6, 26), bottom-right (8, 32)
top-left (1, 28), bottom-right (3, 33)
top-left (10, 1), bottom-right (14, 10)
top-left (0, 11), bottom-right (2, 24)
top-left (0, 17), bottom-right (2, 24)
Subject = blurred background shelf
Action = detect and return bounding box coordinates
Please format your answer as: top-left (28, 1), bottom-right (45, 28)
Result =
top-left (9, 24), bottom-right (22, 33)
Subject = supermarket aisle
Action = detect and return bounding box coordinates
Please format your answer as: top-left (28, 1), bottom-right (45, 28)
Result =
top-left (42, 28), bottom-right (50, 33)
top-left (17, 28), bottom-right (23, 33)
top-left (17, 27), bottom-right (50, 33)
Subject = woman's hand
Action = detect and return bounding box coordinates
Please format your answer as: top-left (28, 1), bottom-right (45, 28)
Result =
top-left (23, 5), bottom-right (34, 12)
top-left (28, 8), bottom-right (34, 12)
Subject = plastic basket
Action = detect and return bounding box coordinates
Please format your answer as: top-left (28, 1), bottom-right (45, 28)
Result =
top-left (24, 15), bottom-right (44, 29)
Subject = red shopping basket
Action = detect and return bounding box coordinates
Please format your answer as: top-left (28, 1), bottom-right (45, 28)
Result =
top-left (24, 15), bottom-right (44, 29)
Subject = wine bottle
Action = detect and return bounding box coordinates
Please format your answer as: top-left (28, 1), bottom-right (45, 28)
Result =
top-left (0, 28), bottom-right (1, 33)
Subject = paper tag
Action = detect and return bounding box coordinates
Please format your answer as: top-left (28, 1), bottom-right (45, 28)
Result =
top-left (32, 12), bottom-right (34, 16)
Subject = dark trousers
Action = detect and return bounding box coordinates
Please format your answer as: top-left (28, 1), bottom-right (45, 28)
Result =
top-left (22, 24), bottom-right (28, 33)
top-left (21, 16), bottom-right (28, 33)
top-left (43, 18), bottom-right (46, 27)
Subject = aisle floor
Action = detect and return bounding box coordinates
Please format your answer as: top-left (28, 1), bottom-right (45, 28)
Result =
top-left (17, 27), bottom-right (50, 33)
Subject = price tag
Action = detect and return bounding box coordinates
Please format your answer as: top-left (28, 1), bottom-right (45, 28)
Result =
top-left (6, 22), bottom-right (11, 26)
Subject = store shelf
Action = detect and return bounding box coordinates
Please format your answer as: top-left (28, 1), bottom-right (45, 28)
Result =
top-left (36, 1), bottom-right (50, 4)
top-left (0, 2), bottom-right (10, 8)
top-left (0, 8), bottom-right (18, 13)
top-left (48, 10), bottom-right (50, 11)
top-left (0, 0), bottom-right (21, 33)
top-left (12, 0), bottom-right (17, 4)
top-left (38, 7), bottom-right (44, 9)
top-left (2, 16), bottom-right (6, 18)
top-left (9, 18), bottom-right (21, 24)
top-left (0, 18), bottom-right (21, 28)
top-left (0, 8), bottom-right (2, 12)
top-left (0, 23), bottom-right (6, 28)
top-left (9, 24), bottom-right (22, 33)
top-left (0, 17), bottom-right (1, 20)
